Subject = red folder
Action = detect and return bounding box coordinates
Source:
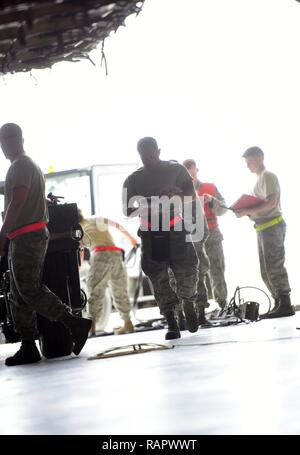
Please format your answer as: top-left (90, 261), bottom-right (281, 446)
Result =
top-left (230, 194), bottom-right (263, 211)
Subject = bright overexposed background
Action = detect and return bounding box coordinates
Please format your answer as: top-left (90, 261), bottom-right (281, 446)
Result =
top-left (1, 0), bottom-right (300, 307)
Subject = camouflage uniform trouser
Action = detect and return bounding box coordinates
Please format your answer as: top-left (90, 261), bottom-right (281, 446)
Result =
top-left (257, 221), bottom-right (291, 297)
top-left (87, 251), bottom-right (131, 323)
top-left (8, 228), bottom-right (70, 340)
top-left (193, 240), bottom-right (210, 306)
top-left (140, 230), bottom-right (198, 316)
top-left (205, 227), bottom-right (228, 305)
top-left (169, 238), bottom-right (209, 315)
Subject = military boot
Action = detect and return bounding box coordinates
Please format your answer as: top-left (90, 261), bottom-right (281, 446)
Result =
top-left (267, 297), bottom-right (280, 315)
top-left (182, 301), bottom-right (198, 333)
top-left (115, 319), bottom-right (135, 335)
top-left (259, 297), bottom-right (280, 319)
top-left (164, 311), bottom-right (181, 340)
top-left (5, 340), bottom-right (41, 366)
top-left (265, 294), bottom-right (295, 319)
top-left (60, 312), bottom-right (92, 355)
top-left (260, 297), bottom-right (277, 319)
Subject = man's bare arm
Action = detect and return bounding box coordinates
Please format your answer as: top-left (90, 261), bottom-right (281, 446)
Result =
top-left (1, 186), bottom-right (29, 236)
top-left (0, 186), bottom-right (29, 255)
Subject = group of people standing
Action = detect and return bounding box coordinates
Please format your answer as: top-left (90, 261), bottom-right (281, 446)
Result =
top-left (0, 123), bottom-right (295, 365)
top-left (80, 149), bottom-right (229, 337)
top-left (122, 137), bottom-right (294, 340)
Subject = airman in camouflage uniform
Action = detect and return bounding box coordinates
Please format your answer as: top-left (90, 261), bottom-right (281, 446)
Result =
top-left (79, 213), bottom-right (137, 335)
top-left (123, 137), bottom-right (201, 340)
top-left (236, 146), bottom-right (294, 319)
top-left (0, 123), bottom-right (91, 366)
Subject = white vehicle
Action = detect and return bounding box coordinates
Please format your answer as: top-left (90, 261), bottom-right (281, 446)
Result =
top-left (44, 164), bottom-right (157, 330)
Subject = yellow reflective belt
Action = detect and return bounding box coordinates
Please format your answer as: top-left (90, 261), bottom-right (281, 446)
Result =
top-left (255, 215), bottom-right (283, 232)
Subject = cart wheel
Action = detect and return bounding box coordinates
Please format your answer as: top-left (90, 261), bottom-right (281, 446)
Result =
top-left (37, 316), bottom-right (73, 359)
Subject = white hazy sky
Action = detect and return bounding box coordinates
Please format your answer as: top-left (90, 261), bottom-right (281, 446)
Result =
top-left (1, 0), bottom-right (300, 306)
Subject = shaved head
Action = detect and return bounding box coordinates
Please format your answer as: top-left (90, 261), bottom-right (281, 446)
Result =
top-left (0, 123), bottom-right (24, 161)
top-left (137, 137), bottom-right (160, 168)
top-left (0, 123), bottom-right (23, 140)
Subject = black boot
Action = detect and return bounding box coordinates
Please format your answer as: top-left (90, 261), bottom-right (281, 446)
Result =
top-left (182, 301), bottom-right (198, 333)
top-left (5, 340), bottom-right (41, 366)
top-left (164, 311), bottom-right (181, 340)
top-left (267, 297), bottom-right (280, 315)
top-left (60, 312), bottom-right (92, 355)
top-left (259, 297), bottom-right (280, 319)
top-left (265, 294), bottom-right (295, 319)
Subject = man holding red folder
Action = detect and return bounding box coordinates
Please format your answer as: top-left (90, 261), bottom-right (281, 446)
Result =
top-left (235, 146), bottom-right (294, 319)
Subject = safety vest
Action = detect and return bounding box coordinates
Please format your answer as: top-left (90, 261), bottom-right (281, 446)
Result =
top-left (197, 182), bottom-right (218, 230)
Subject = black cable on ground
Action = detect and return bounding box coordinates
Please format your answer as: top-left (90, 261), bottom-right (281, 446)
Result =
top-left (203, 285), bottom-right (272, 328)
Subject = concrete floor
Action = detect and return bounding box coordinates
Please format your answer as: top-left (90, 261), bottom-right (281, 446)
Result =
top-left (1, 312), bottom-right (300, 435)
